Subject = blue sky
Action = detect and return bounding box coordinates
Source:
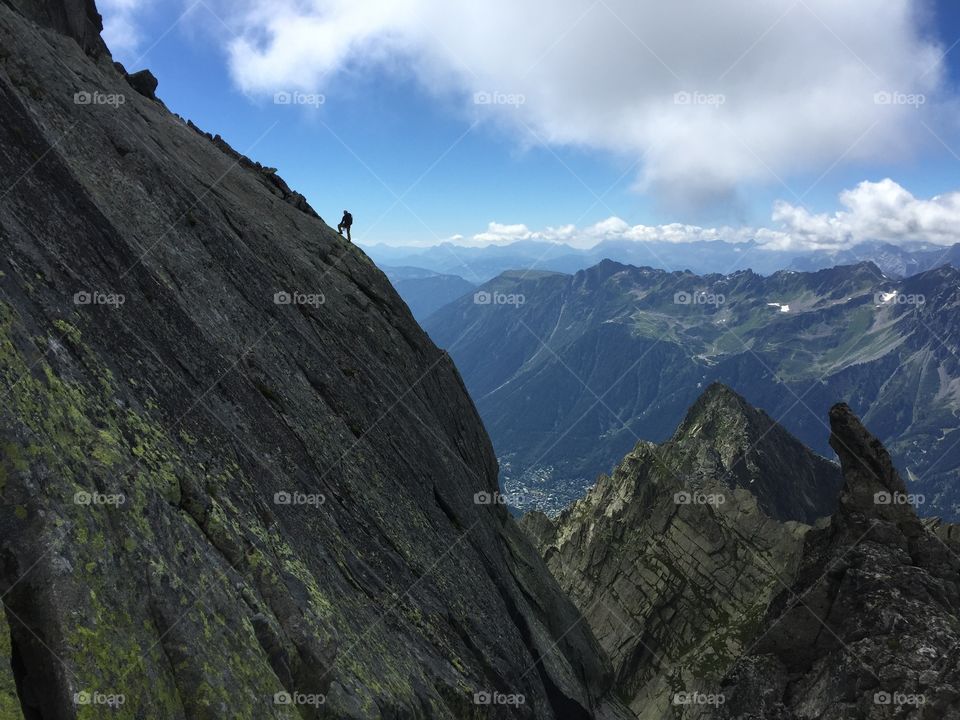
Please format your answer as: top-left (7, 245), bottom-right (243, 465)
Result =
top-left (101, 0), bottom-right (960, 250)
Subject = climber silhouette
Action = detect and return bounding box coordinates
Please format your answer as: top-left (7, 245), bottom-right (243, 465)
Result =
top-left (338, 210), bottom-right (353, 242)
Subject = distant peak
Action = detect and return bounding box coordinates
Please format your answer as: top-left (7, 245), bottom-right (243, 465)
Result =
top-left (701, 381), bottom-right (741, 401)
top-left (681, 383), bottom-right (753, 423)
top-left (587, 258), bottom-right (631, 275)
top-left (670, 384), bottom-right (762, 451)
top-left (660, 383), bottom-right (842, 523)
top-left (575, 259), bottom-right (666, 286)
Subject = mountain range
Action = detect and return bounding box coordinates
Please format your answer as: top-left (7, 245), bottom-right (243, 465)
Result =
top-left (364, 238), bottom-right (960, 285)
top-left (790, 240), bottom-right (960, 277)
top-left (425, 260), bottom-right (960, 520)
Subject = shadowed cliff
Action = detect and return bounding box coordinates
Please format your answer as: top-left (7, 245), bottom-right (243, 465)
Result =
top-left (0, 2), bottom-right (630, 717)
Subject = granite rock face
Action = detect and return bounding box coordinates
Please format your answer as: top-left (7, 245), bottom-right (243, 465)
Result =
top-left (0, 2), bottom-right (630, 718)
top-left (521, 384), bottom-right (840, 718)
top-left (1, 0), bottom-right (106, 55)
top-left (711, 404), bottom-right (960, 719)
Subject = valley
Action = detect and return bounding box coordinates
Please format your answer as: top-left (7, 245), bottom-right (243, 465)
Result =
top-left (426, 260), bottom-right (960, 519)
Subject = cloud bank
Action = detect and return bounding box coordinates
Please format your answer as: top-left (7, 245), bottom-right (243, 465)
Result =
top-left (224, 0), bottom-right (946, 204)
top-left (769, 179), bottom-right (960, 250)
top-left (450, 180), bottom-right (960, 251)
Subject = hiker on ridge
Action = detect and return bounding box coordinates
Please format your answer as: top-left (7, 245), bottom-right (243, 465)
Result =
top-left (338, 210), bottom-right (353, 242)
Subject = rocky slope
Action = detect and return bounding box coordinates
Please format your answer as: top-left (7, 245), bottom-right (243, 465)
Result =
top-left (521, 385), bottom-right (842, 718)
top-left (0, 2), bottom-right (630, 718)
top-left (710, 405), bottom-right (960, 719)
top-left (426, 259), bottom-right (960, 520)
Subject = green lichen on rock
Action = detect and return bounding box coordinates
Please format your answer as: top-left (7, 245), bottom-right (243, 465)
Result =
top-left (0, 307), bottom-right (395, 716)
top-left (0, 613), bottom-right (23, 720)
top-left (0, 306), bottom-right (310, 716)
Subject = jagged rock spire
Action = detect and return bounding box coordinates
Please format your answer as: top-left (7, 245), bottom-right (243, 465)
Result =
top-left (829, 402), bottom-right (923, 535)
top-left (712, 404), bottom-right (960, 718)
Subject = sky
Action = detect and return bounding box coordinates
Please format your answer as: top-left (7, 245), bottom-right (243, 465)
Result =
top-left (98, 0), bottom-right (960, 251)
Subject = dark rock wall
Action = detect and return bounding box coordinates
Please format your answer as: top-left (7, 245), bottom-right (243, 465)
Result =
top-left (0, 2), bottom-right (627, 718)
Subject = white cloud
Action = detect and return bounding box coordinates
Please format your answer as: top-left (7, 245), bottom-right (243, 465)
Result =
top-left (100, 0), bottom-right (147, 59)
top-left (447, 180), bottom-right (960, 251)
top-left (472, 222), bottom-right (536, 244)
top-left (222, 0), bottom-right (946, 204)
top-left (769, 179), bottom-right (960, 250)
top-left (462, 217), bottom-right (771, 249)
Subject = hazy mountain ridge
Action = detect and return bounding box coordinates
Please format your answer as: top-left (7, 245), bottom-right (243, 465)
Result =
top-left (367, 238), bottom-right (960, 284)
top-left (789, 240), bottom-right (960, 278)
top-left (425, 260), bottom-right (960, 520)
top-left (380, 266), bottom-right (476, 322)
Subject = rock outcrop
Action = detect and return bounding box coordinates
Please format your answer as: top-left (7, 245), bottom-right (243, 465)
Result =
top-left (124, 67), bottom-right (158, 100)
top-left (711, 404), bottom-right (960, 719)
top-left (521, 384), bottom-right (842, 718)
top-left (0, 1), bottom-right (631, 718)
top-left (1, 0), bottom-right (106, 55)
